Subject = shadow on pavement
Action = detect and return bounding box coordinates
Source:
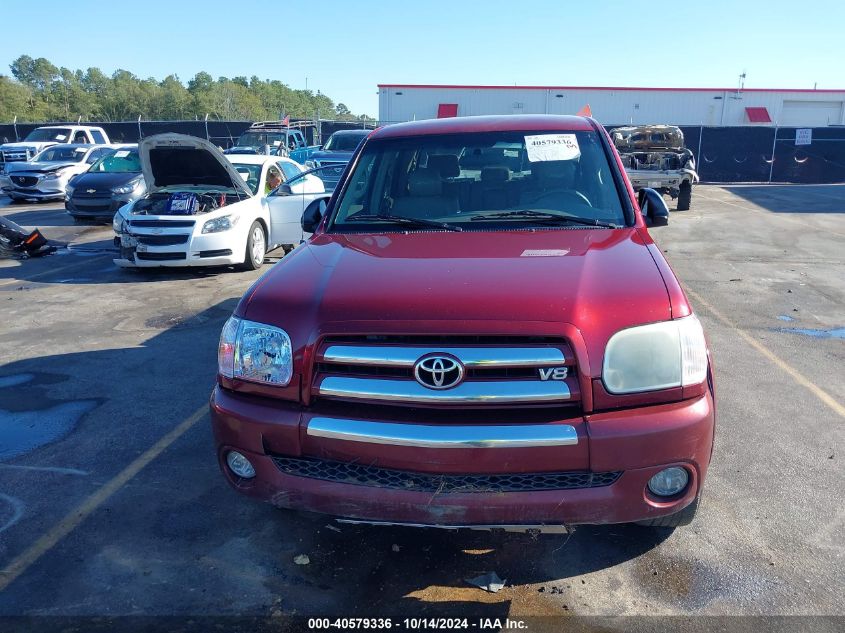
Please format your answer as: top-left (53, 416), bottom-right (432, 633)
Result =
top-left (723, 184), bottom-right (845, 213)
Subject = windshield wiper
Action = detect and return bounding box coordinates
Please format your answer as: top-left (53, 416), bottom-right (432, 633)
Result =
top-left (345, 213), bottom-right (463, 232)
top-left (470, 210), bottom-right (619, 229)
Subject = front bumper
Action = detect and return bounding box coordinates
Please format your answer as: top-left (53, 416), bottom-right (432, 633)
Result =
top-left (113, 229), bottom-right (243, 268)
top-left (210, 386), bottom-right (715, 527)
top-left (4, 186), bottom-right (66, 200)
top-left (66, 195), bottom-right (135, 219)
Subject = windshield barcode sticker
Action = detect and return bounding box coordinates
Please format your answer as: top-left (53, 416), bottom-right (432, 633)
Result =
top-left (521, 249), bottom-right (570, 257)
top-left (114, 150), bottom-right (130, 158)
top-left (524, 134), bottom-right (581, 162)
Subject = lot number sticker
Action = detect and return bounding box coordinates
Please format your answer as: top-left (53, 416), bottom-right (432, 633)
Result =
top-left (525, 134), bottom-right (581, 162)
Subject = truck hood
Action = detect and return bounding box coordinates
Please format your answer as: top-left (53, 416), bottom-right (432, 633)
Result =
top-left (0, 142), bottom-right (55, 151)
top-left (308, 149), bottom-right (355, 162)
top-left (242, 229), bottom-right (672, 371)
top-left (610, 125), bottom-right (685, 151)
top-left (139, 133), bottom-right (252, 196)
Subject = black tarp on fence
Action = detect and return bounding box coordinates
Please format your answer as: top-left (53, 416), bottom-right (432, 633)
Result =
top-left (604, 124), bottom-right (845, 184)
top-left (0, 119), bottom-right (375, 151)
top-left (1, 120), bottom-right (843, 183)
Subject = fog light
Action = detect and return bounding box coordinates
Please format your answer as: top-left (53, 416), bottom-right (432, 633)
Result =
top-left (226, 450), bottom-right (256, 479)
top-left (647, 467), bottom-right (689, 497)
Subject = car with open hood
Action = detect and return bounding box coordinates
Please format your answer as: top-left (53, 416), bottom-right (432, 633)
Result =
top-left (210, 115), bottom-right (715, 533)
top-left (112, 134), bottom-right (329, 269)
top-left (65, 146), bottom-right (145, 221)
top-left (1, 144), bottom-right (116, 202)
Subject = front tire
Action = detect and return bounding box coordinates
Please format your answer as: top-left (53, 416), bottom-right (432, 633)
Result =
top-left (239, 221), bottom-right (266, 271)
top-left (677, 181), bottom-right (692, 211)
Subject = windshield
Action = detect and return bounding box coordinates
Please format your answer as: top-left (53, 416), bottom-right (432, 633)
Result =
top-left (237, 132), bottom-right (285, 147)
top-left (329, 130), bottom-right (627, 232)
top-left (24, 128), bottom-right (74, 142)
top-left (89, 149), bottom-right (141, 173)
top-left (33, 145), bottom-right (89, 162)
top-left (324, 132), bottom-right (367, 152)
top-left (229, 162), bottom-right (262, 194)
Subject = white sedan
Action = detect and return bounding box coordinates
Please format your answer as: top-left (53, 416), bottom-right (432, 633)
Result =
top-left (112, 134), bottom-right (331, 270)
top-left (1, 144), bottom-right (116, 201)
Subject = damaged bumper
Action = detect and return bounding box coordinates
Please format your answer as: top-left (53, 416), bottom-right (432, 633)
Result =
top-left (210, 386), bottom-right (715, 527)
top-left (113, 227), bottom-right (242, 268)
top-left (625, 169), bottom-right (698, 194)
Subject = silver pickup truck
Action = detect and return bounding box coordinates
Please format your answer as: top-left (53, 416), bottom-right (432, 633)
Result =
top-left (610, 125), bottom-right (698, 210)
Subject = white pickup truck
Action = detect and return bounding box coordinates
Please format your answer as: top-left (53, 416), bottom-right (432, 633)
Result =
top-left (0, 125), bottom-right (111, 173)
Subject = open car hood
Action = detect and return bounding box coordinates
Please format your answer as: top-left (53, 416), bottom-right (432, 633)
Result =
top-left (610, 125), bottom-right (685, 151)
top-left (139, 133), bottom-right (252, 196)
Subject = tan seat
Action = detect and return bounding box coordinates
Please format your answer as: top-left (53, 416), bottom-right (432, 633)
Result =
top-left (391, 168), bottom-right (459, 219)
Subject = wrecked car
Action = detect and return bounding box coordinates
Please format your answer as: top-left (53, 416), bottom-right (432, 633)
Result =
top-left (210, 114), bottom-right (715, 532)
top-left (1, 144), bottom-right (116, 202)
top-left (609, 125), bottom-right (697, 211)
top-left (113, 133), bottom-right (328, 269)
top-left (66, 146), bottom-right (146, 221)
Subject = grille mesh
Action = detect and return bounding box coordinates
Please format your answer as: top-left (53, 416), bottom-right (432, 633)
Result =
top-left (273, 456), bottom-right (621, 493)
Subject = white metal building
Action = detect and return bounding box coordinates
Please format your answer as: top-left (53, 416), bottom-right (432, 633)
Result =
top-left (378, 84), bottom-right (845, 127)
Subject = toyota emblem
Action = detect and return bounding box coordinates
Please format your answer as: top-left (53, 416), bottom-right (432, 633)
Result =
top-left (413, 354), bottom-right (464, 390)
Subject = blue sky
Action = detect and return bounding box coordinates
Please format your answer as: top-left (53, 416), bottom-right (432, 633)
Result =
top-left (2, 0), bottom-right (843, 116)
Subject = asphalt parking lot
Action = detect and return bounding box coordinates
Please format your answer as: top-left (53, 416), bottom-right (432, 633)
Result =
top-left (0, 185), bottom-right (842, 623)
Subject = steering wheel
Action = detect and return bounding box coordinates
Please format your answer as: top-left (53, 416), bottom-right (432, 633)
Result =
top-left (527, 189), bottom-right (593, 208)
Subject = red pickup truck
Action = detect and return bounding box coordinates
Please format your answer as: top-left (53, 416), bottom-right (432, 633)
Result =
top-left (211, 115), bottom-right (715, 532)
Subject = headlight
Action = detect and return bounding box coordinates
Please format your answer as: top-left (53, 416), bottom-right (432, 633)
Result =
top-left (65, 184), bottom-right (75, 198)
top-left (112, 212), bottom-right (126, 234)
top-left (112, 177), bottom-right (142, 195)
top-left (202, 214), bottom-right (239, 234)
top-left (602, 315), bottom-right (707, 394)
top-left (43, 167), bottom-right (73, 180)
top-left (218, 316), bottom-right (293, 386)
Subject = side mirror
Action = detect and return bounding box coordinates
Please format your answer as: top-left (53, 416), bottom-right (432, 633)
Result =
top-left (638, 188), bottom-right (669, 226)
top-left (302, 198), bottom-right (328, 233)
top-left (274, 184), bottom-right (293, 196)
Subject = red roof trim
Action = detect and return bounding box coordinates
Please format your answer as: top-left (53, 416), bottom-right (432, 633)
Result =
top-left (745, 107), bottom-right (772, 123)
top-left (378, 83), bottom-right (845, 93)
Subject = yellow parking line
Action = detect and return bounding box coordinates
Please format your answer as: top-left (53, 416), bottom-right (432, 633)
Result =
top-left (687, 288), bottom-right (845, 419)
top-left (0, 404), bottom-right (208, 593)
top-left (0, 255), bottom-right (110, 291)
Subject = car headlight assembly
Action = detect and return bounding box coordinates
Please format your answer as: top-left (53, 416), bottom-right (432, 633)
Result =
top-left (202, 214), bottom-right (239, 234)
top-left (602, 315), bottom-right (707, 394)
top-left (218, 317), bottom-right (293, 386)
top-left (112, 177), bottom-right (142, 195)
top-left (44, 167), bottom-right (73, 180)
top-left (112, 212), bottom-right (125, 234)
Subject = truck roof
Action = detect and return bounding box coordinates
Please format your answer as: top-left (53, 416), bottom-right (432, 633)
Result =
top-left (371, 115), bottom-right (595, 140)
top-left (38, 124), bottom-right (104, 129)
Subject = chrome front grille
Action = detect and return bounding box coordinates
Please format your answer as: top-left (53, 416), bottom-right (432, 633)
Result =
top-left (314, 336), bottom-right (577, 407)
